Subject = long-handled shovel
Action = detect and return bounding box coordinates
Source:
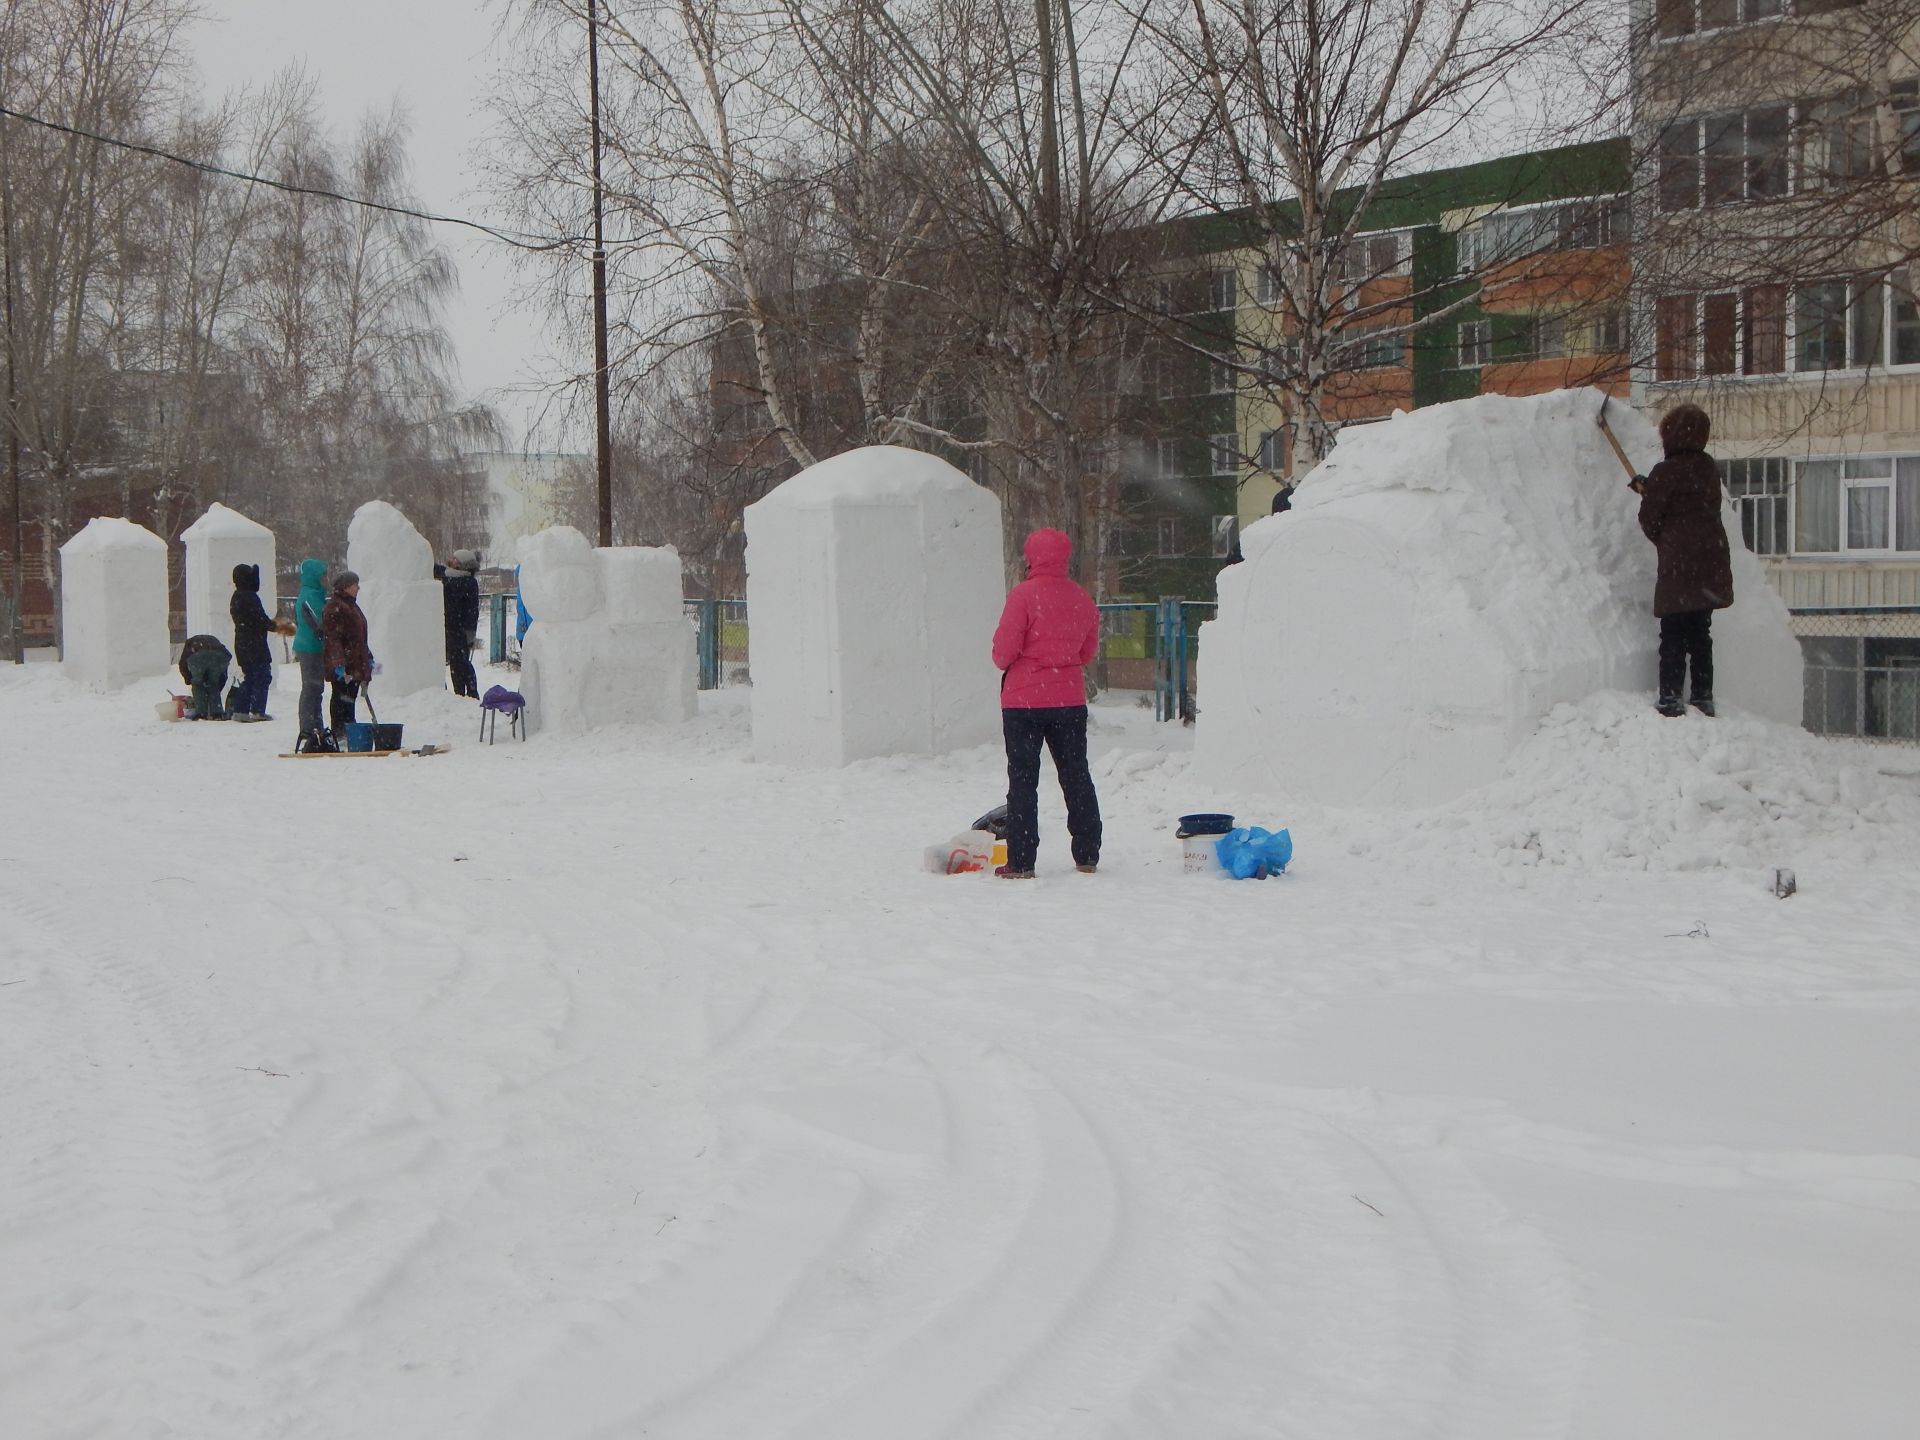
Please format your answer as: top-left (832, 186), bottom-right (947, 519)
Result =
top-left (1596, 394), bottom-right (1644, 492)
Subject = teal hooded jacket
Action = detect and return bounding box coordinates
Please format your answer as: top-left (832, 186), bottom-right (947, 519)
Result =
top-left (293, 558), bottom-right (329, 655)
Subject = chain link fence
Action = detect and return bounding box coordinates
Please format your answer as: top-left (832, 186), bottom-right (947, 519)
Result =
top-left (1790, 608), bottom-right (1920, 743)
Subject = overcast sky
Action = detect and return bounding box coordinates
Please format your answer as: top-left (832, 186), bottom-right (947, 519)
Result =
top-left (190, 0), bottom-right (569, 449)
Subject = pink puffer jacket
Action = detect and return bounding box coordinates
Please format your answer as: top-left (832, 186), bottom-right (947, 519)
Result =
top-left (992, 529), bottom-right (1100, 709)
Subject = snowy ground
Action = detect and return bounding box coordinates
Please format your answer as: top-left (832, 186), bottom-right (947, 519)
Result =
top-left (4, 662), bottom-right (1918, 1439)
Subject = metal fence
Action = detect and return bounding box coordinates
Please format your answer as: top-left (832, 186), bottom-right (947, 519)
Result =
top-left (483, 591), bottom-right (1219, 717)
top-left (1791, 607), bottom-right (1920, 743)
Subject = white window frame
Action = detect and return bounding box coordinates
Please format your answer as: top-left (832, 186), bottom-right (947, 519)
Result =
top-left (1208, 357), bottom-right (1235, 394)
top-left (1254, 266), bottom-right (1281, 305)
top-left (1457, 320), bottom-right (1492, 368)
top-left (1792, 454), bottom-right (1920, 557)
top-left (1720, 456), bottom-right (1789, 555)
top-left (1209, 267), bottom-right (1239, 311)
top-left (1653, 0), bottom-right (1788, 45)
top-left (1209, 432), bottom-right (1239, 475)
top-left (1255, 428), bottom-right (1284, 472)
top-left (1338, 230), bottom-right (1412, 284)
top-left (1156, 437), bottom-right (1181, 477)
top-left (1652, 275), bottom-right (1920, 383)
top-left (1155, 517), bottom-right (1180, 556)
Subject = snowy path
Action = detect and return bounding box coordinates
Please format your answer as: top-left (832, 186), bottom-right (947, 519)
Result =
top-left (2, 667), bottom-right (1917, 1438)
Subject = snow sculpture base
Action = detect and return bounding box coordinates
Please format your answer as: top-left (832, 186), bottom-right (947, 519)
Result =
top-left (181, 503), bottom-right (276, 650)
top-left (516, 528), bottom-right (696, 736)
top-left (346, 501), bottom-right (443, 698)
top-left (60, 517), bottom-right (170, 690)
top-left (1196, 388), bottom-right (1803, 807)
top-left (743, 445), bottom-right (1002, 767)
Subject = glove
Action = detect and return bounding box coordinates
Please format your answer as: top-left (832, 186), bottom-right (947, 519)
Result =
top-left (1629, 474), bottom-right (1648, 494)
top-left (333, 666), bottom-right (346, 681)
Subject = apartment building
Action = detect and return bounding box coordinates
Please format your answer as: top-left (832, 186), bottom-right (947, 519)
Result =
top-left (1117, 140), bottom-right (1634, 600)
top-left (1634, 0), bottom-right (1920, 738)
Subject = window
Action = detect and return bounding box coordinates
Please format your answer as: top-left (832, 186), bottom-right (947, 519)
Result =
top-left (1703, 292), bottom-right (1738, 374)
top-left (1555, 196), bottom-right (1629, 249)
top-left (1209, 268), bottom-right (1238, 311)
top-left (1894, 281), bottom-right (1920, 365)
top-left (1155, 353), bottom-right (1179, 399)
top-left (1659, 124), bottom-right (1702, 210)
top-left (1798, 91), bottom-right (1875, 189)
top-left (1670, 108), bottom-right (1790, 208)
top-left (1338, 231), bottom-right (1409, 283)
top-left (1721, 457), bottom-right (1789, 554)
top-left (1795, 456), bottom-right (1920, 555)
top-left (1254, 266), bottom-right (1281, 305)
top-left (1155, 517), bottom-right (1180, 556)
top-left (1337, 328), bottom-right (1404, 368)
top-left (1655, 294), bottom-right (1699, 379)
top-left (1211, 515), bottom-right (1238, 559)
top-left (1743, 285), bottom-right (1787, 373)
top-left (1209, 357), bottom-right (1235, 394)
top-left (1534, 313), bottom-right (1569, 359)
top-left (1209, 433), bottom-right (1239, 474)
top-left (1156, 437), bottom-right (1180, 477)
top-left (1591, 310), bottom-right (1627, 353)
top-left (1458, 320), bottom-right (1492, 367)
top-left (1656, 0), bottom-right (1784, 38)
top-left (1256, 429), bottom-right (1285, 472)
top-left (1893, 80), bottom-right (1920, 174)
top-left (1795, 283), bottom-right (1847, 371)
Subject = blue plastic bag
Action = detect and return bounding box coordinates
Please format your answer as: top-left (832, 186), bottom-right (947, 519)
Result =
top-left (1215, 825), bottom-right (1293, 879)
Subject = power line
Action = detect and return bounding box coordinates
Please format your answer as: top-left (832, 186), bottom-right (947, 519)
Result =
top-left (0, 102), bottom-right (584, 254)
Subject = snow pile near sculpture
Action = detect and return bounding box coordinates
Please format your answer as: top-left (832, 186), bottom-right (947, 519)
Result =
top-left (744, 445), bottom-right (1002, 766)
top-left (181, 503), bottom-right (275, 650)
top-left (59, 517), bottom-right (171, 690)
top-left (346, 501), bottom-right (443, 697)
top-left (1197, 388), bottom-right (1803, 807)
top-left (516, 525), bottom-right (696, 735)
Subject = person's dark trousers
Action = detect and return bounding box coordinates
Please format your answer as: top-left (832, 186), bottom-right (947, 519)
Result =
top-left (329, 677), bottom-right (360, 737)
top-left (186, 651), bottom-right (228, 719)
top-left (446, 634), bottom-right (479, 698)
top-left (1002, 705), bottom-right (1102, 872)
top-left (298, 652), bottom-right (326, 735)
top-left (1658, 609), bottom-right (1714, 705)
top-left (232, 660), bottom-right (271, 715)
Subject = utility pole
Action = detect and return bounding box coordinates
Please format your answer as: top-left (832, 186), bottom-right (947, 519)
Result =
top-left (588, 0), bottom-right (614, 547)
top-left (2, 167), bottom-right (21, 665)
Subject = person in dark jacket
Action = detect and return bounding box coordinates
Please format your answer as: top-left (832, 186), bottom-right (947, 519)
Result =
top-left (227, 563), bottom-right (278, 721)
top-left (1271, 485), bottom-right (1294, 515)
top-left (291, 558), bottom-right (331, 747)
top-left (434, 548), bottom-right (482, 698)
top-left (177, 633), bottom-right (232, 720)
top-left (990, 528), bottom-right (1103, 878)
top-left (321, 571), bottom-right (373, 739)
top-left (1633, 403), bottom-right (1734, 717)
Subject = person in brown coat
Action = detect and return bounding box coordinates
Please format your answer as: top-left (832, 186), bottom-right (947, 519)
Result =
top-left (321, 571), bottom-right (373, 739)
top-left (1632, 403), bottom-right (1734, 717)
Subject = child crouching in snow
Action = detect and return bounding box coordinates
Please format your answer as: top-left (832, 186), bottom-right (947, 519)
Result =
top-left (990, 528), bottom-right (1103, 878)
top-left (177, 634), bottom-right (232, 720)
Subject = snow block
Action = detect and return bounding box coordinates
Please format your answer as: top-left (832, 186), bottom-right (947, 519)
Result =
top-left (346, 501), bottom-right (443, 698)
top-left (59, 517), bottom-right (170, 690)
top-left (181, 502), bottom-right (276, 651)
top-left (743, 445), bottom-right (1002, 766)
top-left (1196, 388), bottom-right (1803, 807)
top-left (516, 529), bottom-right (697, 735)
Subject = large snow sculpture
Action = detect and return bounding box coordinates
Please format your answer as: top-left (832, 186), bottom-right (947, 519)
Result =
top-left (743, 445), bottom-right (1002, 766)
top-left (516, 525), bottom-right (697, 735)
top-left (60, 517), bottom-right (170, 689)
top-left (1197, 388), bottom-right (1803, 807)
top-left (345, 501), bottom-right (443, 698)
top-left (181, 502), bottom-right (276, 651)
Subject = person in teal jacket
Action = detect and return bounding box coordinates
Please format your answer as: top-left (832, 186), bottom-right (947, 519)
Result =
top-left (292, 558), bottom-right (332, 748)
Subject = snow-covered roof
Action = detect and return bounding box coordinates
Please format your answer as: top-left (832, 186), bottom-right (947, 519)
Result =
top-left (59, 516), bottom-right (165, 555)
top-left (180, 502), bottom-right (272, 542)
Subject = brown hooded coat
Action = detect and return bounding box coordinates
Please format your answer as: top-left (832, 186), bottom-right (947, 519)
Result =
top-left (1638, 409), bottom-right (1734, 617)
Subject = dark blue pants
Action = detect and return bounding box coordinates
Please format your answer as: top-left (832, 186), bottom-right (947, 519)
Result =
top-left (232, 660), bottom-right (271, 716)
top-left (1003, 705), bottom-right (1101, 871)
top-left (1659, 610), bottom-right (1713, 703)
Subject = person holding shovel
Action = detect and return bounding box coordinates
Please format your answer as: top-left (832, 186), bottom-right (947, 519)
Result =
top-left (990, 527), bottom-right (1103, 878)
top-left (1629, 403), bottom-right (1733, 718)
top-left (292, 558), bottom-right (333, 751)
top-left (321, 571), bottom-right (373, 741)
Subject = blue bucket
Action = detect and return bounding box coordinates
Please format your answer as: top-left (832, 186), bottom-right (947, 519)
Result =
top-left (344, 721), bottom-right (376, 753)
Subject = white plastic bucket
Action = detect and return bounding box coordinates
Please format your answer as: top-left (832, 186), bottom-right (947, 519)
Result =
top-left (156, 696), bottom-right (185, 722)
top-left (1182, 832), bottom-right (1220, 872)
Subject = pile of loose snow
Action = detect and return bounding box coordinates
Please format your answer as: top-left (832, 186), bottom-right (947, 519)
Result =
top-left (744, 445), bottom-right (1002, 767)
top-left (1379, 692), bottom-right (1920, 873)
top-left (1199, 388), bottom-right (1803, 807)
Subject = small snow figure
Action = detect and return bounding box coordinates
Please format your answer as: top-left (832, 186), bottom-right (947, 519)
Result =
top-left (227, 564), bottom-right (280, 722)
top-left (435, 549), bottom-right (482, 698)
top-left (177, 634), bottom-right (232, 720)
top-left (292, 558), bottom-right (331, 747)
top-left (1633, 404), bottom-right (1733, 718)
top-left (321, 572), bottom-right (373, 740)
top-left (991, 528), bottom-right (1102, 878)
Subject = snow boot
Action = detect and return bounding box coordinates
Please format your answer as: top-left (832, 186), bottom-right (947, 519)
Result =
top-left (1656, 693), bottom-right (1685, 718)
top-left (296, 727), bottom-right (339, 754)
top-left (1076, 865), bottom-right (1097, 874)
top-left (1690, 695), bottom-right (1715, 717)
top-left (994, 865), bottom-right (1035, 880)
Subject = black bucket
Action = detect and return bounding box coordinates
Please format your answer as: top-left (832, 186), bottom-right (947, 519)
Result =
top-left (370, 722), bottom-right (405, 751)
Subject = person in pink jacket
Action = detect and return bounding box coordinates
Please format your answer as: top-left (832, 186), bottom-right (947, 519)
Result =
top-left (990, 528), bottom-right (1103, 878)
